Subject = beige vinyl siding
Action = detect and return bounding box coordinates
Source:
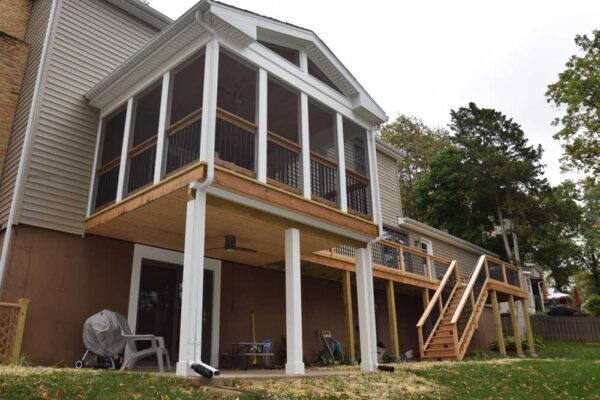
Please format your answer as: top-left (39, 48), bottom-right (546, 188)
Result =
top-left (0, 0), bottom-right (52, 228)
top-left (376, 151), bottom-right (401, 227)
top-left (17, 0), bottom-right (159, 234)
top-left (421, 235), bottom-right (480, 277)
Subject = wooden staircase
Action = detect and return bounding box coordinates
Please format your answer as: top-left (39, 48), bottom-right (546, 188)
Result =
top-left (417, 256), bottom-right (490, 361)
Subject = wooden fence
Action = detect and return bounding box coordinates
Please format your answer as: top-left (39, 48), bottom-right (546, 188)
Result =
top-left (0, 299), bottom-right (29, 363)
top-left (502, 314), bottom-right (600, 342)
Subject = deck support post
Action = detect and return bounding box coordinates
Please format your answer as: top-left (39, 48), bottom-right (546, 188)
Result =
top-left (342, 270), bottom-right (355, 362)
top-left (355, 247), bottom-right (377, 372)
top-left (285, 228), bottom-right (305, 375)
top-left (508, 295), bottom-right (523, 357)
top-left (177, 188), bottom-right (208, 376)
top-left (421, 288), bottom-right (430, 309)
top-left (386, 280), bottom-right (400, 358)
top-left (256, 68), bottom-right (268, 183)
top-left (335, 113), bottom-right (347, 212)
top-left (521, 298), bottom-right (536, 356)
top-left (490, 290), bottom-right (506, 356)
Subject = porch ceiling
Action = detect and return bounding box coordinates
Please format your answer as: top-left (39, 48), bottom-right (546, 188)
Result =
top-left (86, 164), bottom-right (369, 267)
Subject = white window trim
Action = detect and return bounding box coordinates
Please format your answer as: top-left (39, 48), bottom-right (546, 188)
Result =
top-left (126, 244), bottom-right (222, 367)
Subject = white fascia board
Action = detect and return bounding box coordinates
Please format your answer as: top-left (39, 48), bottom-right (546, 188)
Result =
top-left (105, 0), bottom-right (172, 30)
top-left (209, 4), bottom-right (258, 41)
top-left (398, 217), bottom-right (499, 258)
top-left (375, 138), bottom-right (406, 161)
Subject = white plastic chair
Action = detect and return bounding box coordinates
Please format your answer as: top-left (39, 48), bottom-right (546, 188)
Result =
top-left (119, 322), bottom-right (171, 373)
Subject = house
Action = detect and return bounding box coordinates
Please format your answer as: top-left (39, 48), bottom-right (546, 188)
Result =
top-left (0, 0), bottom-right (534, 376)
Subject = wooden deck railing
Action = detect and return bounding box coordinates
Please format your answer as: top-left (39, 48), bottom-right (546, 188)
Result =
top-left (416, 261), bottom-right (460, 353)
top-left (346, 170), bottom-right (370, 217)
top-left (310, 152), bottom-right (338, 207)
top-left (0, 299), bottom-right (29, 363)
top-left (485, 256), bottom-right (524, 289)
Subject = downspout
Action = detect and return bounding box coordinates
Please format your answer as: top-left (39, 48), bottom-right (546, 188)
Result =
top-left (0, 0), bottom-right (59, 297)
top-left (185, 9), bottom-right (217, 379)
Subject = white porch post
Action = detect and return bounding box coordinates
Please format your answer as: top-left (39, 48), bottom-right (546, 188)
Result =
top-left (335, 113), bottom-right (347, 212)
top-left (256, 68), bottom-right (268, 183)
top-left (176, 188), bottom-right (208, 376)
top-left (355, 247), bottom-right (378, 372)
top-left (154, 71), bottom-right (171, 183)
top-left (367, 128), bottom-right (382, 227)
top-left (299, 92), bottom-right (311, 199)
top-left (285, 228), bottom-right (305, 375)
top-left (86, 120), bottom-right (103, 216)
top-left (200, 39), bottom-right (220, 162)
top-left (116, 97), bottom-right (134, 201)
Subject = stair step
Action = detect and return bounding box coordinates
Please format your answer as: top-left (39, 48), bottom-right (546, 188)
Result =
top-left (427, 342), bottom-right (455, 351)
top-left (423, 349), bottom-right (458, 358)
top-left (429, 336), bottom-right (455, 344)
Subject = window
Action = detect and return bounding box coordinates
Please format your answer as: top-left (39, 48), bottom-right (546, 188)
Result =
top-left (165, 52), bottom-right (205, 174)
top-left (94, 107), bottom-right (126, 210)
top-left (127, 82), bottom-right (162, 193)
top-left (215, 51), bottom-right (257, 172)
top-left (308, 58), bottom-right (342, 93)
top-left (308, 100), bottom-right (337, 204)
top-left (259, 41), bottom-right (300, 67)
top-left (267, 78), bottom-right (301, 189)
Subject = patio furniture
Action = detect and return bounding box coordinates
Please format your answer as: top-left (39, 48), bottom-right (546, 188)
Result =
top-left (120, 321), bottom-right (171, 373)
top-left (231, 342), bottom-right (274, 369)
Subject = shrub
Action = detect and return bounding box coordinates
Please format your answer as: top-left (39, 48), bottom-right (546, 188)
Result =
top-left (584, 295), bottom-right (600, 317)
top-left (491, 334), bottom-right (545, 352)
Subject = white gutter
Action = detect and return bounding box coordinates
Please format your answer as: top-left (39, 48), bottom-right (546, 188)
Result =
top-left (0, 0), bottom-right (59, 296)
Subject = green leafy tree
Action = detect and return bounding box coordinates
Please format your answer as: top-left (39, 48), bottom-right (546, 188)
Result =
top-left (379, 115), bottom-right (451, 219)
top-left (578, 178), bottom-right (600, 294)
top-left (546, 30), bottom-right (600, 175)
top-left (416, 103), bottom-right (546, 265)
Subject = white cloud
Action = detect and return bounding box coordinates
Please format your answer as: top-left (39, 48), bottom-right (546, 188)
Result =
top-left (149, 0), bottom-right (597, 184)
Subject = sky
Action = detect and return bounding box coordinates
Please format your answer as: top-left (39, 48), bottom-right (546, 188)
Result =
top-left (148, 0), bottom-right (598, 185)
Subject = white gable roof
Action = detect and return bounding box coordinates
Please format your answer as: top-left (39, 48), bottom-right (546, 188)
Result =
top-left (87, 0), bottom-right (388, 124)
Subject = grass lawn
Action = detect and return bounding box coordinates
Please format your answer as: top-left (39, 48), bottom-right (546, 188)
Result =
top-left (1, 341), bottom-right (599, 399)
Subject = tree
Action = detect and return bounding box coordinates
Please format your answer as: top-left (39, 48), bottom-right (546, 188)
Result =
top-left (578, 178), bottom-right (600, 294)
top-left (379, 115), bottom-right (451, 219)
top-left (416, 103), bottom-right (546, 265)
top-left (546, 30), bottom-right (600, 175)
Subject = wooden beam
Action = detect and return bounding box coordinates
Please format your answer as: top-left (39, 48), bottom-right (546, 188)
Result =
top-left (342, 270), bottom-right (355, 361)
top-left (421, 288), bottom-right (430, 309)
top-left (386, 280), bottom-right (400, 358)
top-left (508, 295), bottom-right (523, 356)
top-left (521, 299), bottom-right (536, 356)
top-left (490, 290), bottom-right (506, 356)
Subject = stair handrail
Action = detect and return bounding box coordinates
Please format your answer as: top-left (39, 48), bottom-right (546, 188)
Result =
top-left (450, 255), bottom-right (487, 325)
top-left (417, 260), bottom-right (458, 329)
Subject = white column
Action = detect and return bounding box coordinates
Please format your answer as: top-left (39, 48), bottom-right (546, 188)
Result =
top-left (355, 247), bottom-right (378, 372)
top-left (154, 71), bottom-right (171, 183)
top-left (116, 97), bottom-right (134, 202)
top-left (200, 39), bottom-right (220, 163)
top-left (299, 50), bottom-right (308, 73)
top-left (285, 228), bottom-right (305, 375)
top-left (177, 188), bottom-right (207, 376)
top-left (335, 113), bottom-right (347, 212)
top-left (367, 128), bottom-right (382, 227)
top-left (256, 68), bottom-right (268, 182)
top-left (299, 92), bottom-right (311, 199)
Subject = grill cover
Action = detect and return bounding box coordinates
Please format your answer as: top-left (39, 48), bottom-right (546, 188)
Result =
top-left (82, 310), bottom-right (129, 357)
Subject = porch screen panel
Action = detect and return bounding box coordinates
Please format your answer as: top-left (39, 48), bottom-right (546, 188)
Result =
top-left (343, 119), bottom-right (370, 217)
top-left (127, 82), bottom-right (162, 193)
top-left (216, 52), bottom-right (257, 174)
top-left (309, 100), bottom-right (337, 205)
top-left (93, 108), bottom-right (126, 210)
top-left (166, 52), bottom-right (205, 174)
top-left (267, 78), bottom-right (300, 190)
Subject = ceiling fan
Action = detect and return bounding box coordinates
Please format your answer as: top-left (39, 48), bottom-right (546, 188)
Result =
top-left (207, 235), bottom-right (256, 253)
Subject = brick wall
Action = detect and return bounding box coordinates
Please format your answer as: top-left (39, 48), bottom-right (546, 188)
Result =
top-left (0, 0), bottom-right (32, 40)
top-left (0, 0), bottom-right (33, 178)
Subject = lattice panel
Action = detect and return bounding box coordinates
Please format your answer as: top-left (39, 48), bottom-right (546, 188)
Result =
top-left (0, 305), bottom-right (19, 360)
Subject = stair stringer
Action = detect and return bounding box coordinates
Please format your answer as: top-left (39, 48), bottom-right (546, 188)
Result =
top-left (455, 285), bottom-right (489, 361)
